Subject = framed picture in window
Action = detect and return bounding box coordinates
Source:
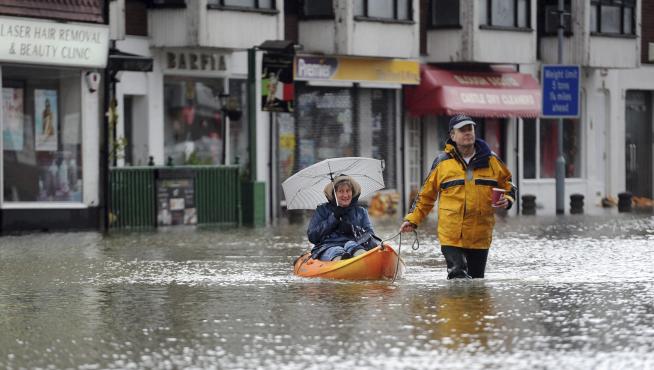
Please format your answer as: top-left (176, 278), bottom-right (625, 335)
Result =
top-left (2, 87), bottom-right (24, 151)
top-left (34, 89), bottom-right (58, 152)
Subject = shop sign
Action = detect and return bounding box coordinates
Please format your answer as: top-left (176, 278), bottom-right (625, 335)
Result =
top-left (165, 50), bottom-right (228, 72)
top-left (262, 52), bottom-right (294, 112)
top-left (294, 55), bottom-right (419, 85)
top-left (0, 16), bottom-right (109, 68)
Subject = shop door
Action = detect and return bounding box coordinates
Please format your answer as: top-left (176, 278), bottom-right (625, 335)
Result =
top-left (625, 91), bottom-right (653, 198)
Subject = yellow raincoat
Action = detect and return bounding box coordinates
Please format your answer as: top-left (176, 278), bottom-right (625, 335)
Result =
top-left (405, 139), bottom-right (516, 249)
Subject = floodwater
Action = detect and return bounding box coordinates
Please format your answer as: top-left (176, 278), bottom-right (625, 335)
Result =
top-left (1, 213), bottom-right (654, 370)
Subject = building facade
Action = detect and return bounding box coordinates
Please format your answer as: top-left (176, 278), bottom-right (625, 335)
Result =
top-left (406, 0), bottom-right (650, 217)
top-left (110, 0), bottom-right (654, 224)
top-left (7, 1), bottom-right (649, 232)
top-left (0, 1), bottom-right (110, 232)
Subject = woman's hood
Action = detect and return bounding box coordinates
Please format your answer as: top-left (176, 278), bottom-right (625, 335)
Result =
top-left (323, 175), bottom-right (362, 203)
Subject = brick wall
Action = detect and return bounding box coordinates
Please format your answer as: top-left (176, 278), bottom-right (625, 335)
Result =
top-left (0, 0), bottom-right (105, 24)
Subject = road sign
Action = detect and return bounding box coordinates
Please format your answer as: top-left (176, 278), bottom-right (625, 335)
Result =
top-left (541, 64), bottom-right (580, 118)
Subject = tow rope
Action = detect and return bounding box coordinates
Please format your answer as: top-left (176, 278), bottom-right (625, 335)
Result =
top-left (379, 230), bottom-right (420, 283)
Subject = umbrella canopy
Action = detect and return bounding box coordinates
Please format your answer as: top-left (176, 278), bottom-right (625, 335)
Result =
top-left (282, 157), bottom-right (385, 210)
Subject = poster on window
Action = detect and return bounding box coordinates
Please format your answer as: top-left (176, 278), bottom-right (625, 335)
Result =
top-left (34, 89), bottom-right (58, 151)
top-left (156, 177), bottom-right (197, 226)
top-left (261, 52), bottom-right (294, 112)
top-left (2, 87), bottom-right (24, 151)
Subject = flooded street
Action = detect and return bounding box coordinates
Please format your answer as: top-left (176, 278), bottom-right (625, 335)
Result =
top-left (1, 213), bottom-right (654, 369)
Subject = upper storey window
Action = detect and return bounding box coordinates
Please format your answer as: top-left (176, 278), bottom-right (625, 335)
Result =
top-left (354, 0), bottom-right (412, 21)
top-left (540, 0), bottom-right (572, 35)
top-left (300, 0), bottom-right (334, 18)
top-left (430, 0), bottom-right (460, 28)
top-left (590, 0), bottom-right (635, 36)
top-left (149, 0), bottom-right (186, 7)
top-left (207, 0), bottom-right (275, 10)
top-left (479, 0), bottom-right (530, 29)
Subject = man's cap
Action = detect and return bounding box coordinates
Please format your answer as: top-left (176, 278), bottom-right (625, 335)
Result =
top-left (448, 114), bottom-right (476, 131)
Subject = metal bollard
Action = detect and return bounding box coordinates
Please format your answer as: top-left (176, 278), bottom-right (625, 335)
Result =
top-left (618, 192), bottom-right (633, 213)
top-left (570, 193), bottom-right (584, 214)
top-left (521, 194), bottom-right (536, 215)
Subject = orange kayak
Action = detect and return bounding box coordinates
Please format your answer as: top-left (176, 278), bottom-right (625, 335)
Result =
top-left (293, 244), bottom-right (405, 280)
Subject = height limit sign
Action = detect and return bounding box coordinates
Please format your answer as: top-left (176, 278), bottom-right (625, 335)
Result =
top-left (541, 65), bottom-right (580, 118)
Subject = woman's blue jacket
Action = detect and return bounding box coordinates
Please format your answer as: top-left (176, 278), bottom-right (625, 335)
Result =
top-left (307, 200), bottom-right (375, 258)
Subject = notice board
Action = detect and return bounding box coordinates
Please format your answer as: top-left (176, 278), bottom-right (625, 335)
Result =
top-left (156, 170), bottom-right (196, 226)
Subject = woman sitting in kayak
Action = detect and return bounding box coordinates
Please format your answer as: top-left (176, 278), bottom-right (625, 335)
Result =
top-left (307, 175), bottom-right (380, 261)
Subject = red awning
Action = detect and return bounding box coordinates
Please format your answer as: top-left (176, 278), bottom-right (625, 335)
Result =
top-left (405, 66), bottom-right (541, 118)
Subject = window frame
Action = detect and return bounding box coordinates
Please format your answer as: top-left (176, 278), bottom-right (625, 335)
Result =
top-left (521, 118), bottom-right (584, 180)
top-left (298, 0), bottom-right (335, 19)
top-left (540, 0), bottom-right (573, 36)
top-left (354, 0), bottom-right (414, 23)
top-left (207, 0), bottom-right (278, 14)
top-left (428, 0), bottom-right (461, 29)
top-left (479, 0), bottom-right (532, 31)
top-left (147, 0), bottom-right (186, 9)
top-left (1, 65), bottom-right (86, 205)
top-left (590, 0), bottom-right (636, 37)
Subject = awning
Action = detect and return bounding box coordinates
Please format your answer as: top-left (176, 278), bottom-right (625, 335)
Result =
top-left (108, 48), bottom-right (153, 72)
top-left (405, 66), bottom-right (541, 118)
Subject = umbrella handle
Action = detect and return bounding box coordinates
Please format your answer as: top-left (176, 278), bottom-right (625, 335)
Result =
top-left (328, 165), bottom-right (338, 207)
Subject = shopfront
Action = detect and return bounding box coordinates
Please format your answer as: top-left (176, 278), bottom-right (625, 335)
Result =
top-left (159, 48), bottom-right (249, 172)
top-left (0, 15), bottom-right (109, 232)
top-left (275, 55), bottom-right (419, 220)
top-left (404, 65), bottom-right (541, 214)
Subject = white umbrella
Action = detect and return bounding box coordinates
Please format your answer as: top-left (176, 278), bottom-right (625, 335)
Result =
top-left (281, 157), bottom-right (385, 210)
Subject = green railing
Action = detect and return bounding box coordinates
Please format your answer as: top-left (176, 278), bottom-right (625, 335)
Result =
top-left (109, 166), bottom-right (241, 229)
top-left (194, 166), bottom-right (241, 224)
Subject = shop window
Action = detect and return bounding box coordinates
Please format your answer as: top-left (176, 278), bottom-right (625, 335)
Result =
top-left (295, 86), bottom-right (355, 169)
top-left (590, 0), bottom-right (635, 35)
top-left (540, 119), bottom-right (581, 178)
top-left (430, 0), bottom-right (460, 27)
top-left (163, 77), bottom-right (225, 166)
top-left (207, 0), bottom-right (275, 9)
top-left (483, 118), bottom-right (505, 160)
top-left (300, 0), bottom-right (334, 18)
top-left (480, 0), bottom-right (531, 29)
top-left (363, 89), bottom-right (397, 189)
top-left (354, 0), bottom-right (412, 21)
top-left (2, 66), bottom-right (83, 203)
top-left (358, 88), bottom-right (398, 216)
top-left (523, 118), bottom-right (537, 178)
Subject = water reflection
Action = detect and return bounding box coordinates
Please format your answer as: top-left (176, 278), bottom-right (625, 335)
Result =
top-left (0, 215), bottom-right (653, 369)
top-left (409, 282), bottom-right (497, 351)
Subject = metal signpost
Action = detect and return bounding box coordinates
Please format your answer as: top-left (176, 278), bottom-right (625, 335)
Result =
top-left (541, 64), bottom-right (580, 214)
